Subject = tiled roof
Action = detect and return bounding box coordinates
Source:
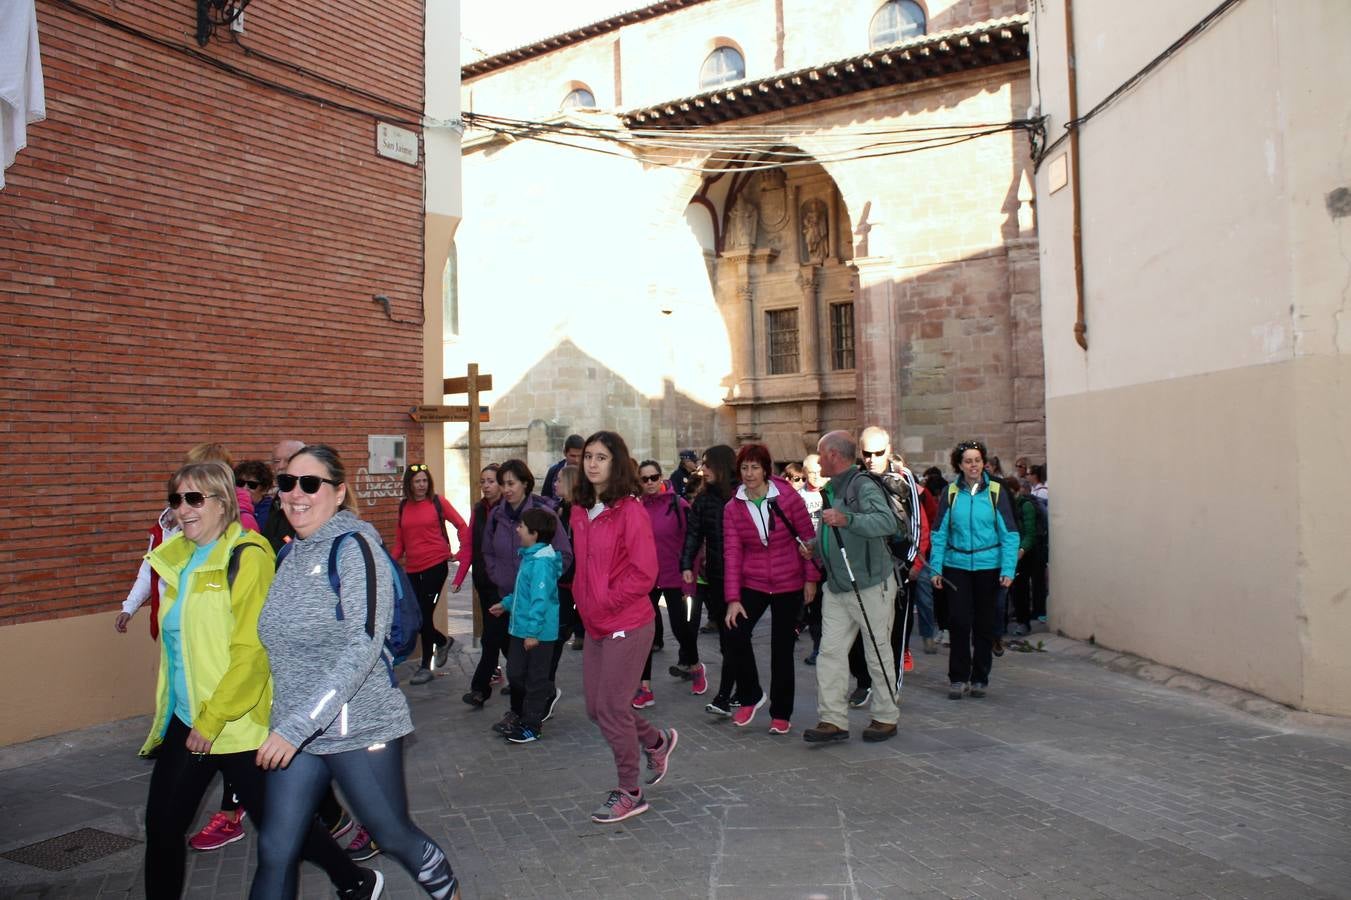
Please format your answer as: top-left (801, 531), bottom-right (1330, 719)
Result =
top-left (621, 15), bottom-right (1030, 127)
top-left (462, 0), bottom-right (715, 80)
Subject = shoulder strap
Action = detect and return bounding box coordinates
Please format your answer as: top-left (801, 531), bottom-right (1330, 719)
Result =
top-left (433, 494), bottom-right (451, 544)
top-left (226, 542), bottom-right (268, 589)
top-left (328, 532), bottom-right (378, 639)
top-left (767, 498), bottom-right (802, 543)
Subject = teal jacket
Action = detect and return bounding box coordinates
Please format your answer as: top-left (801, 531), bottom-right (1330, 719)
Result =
top-left (501, 543), bottom-right (563, 641)
top-left (815, 466), bottom-right (897, 593)
top-left (929, 475), bottom-right (1020, 578)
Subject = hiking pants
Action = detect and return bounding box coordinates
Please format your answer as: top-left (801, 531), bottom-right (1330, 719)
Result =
top-left (944, 567), bottom-right (999, 686)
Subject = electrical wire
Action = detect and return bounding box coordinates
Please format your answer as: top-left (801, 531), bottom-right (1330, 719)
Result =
top-left (1036, 0), bottom-right (1244, 165)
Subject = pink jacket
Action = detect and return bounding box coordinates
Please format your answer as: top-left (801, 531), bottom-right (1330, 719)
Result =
top-left (723, 476), bottom-right (820, 602)
top-left (235, 487), bottom-right (259, 533)
top-left (639, 488), bottom-right (689, 589)
top-left (569, 496), bottom-right (658, 638)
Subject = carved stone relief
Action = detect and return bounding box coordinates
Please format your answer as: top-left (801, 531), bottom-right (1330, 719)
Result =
top-left (800, 198), bottom-right (829, 265)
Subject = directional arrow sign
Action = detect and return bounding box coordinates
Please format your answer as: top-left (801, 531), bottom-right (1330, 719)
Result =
top-left (409, 405), bottom-right (490, 424)
top-left (443, 373), bottom-right (493, 394)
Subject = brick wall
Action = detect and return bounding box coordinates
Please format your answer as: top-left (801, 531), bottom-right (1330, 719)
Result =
top-left (0, 1), bottom-right (427, 626)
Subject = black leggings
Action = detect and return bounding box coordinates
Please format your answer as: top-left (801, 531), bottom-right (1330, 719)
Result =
top-left (642, 588), bottom-right (684, 680)
top-left (944, 567), bottom-right (999, 685)
top-left (145, 717), bottom-right (360, 900)
top-left (700, 580), bottom-right (736, 701)
top-left (549, 585), bottom-right (577, 681)
top-left (665, 584), bottom-right (702, 667)
top-left (408, 561), bottom-right (449, 669)
top-left (252, 737), bottom-right (456, 899)
top-left (724, 587), bottom-right (803, 720)
top-left (470, 582), bottom-right (508, 695)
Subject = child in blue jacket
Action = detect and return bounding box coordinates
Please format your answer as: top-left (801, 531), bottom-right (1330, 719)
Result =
top-left (490, 508), bottom-right (565, 743)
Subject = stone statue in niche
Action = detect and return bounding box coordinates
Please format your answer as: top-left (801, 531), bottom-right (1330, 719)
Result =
top-left (726, 193), bottom-right (759, 250)
top-left (800, 198), bottom-right (829, 264)
top-left (757, 168), bottom-right (788, 231)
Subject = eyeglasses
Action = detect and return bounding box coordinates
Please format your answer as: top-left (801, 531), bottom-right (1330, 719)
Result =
top-left (640, 474), bottom-right (662, 483)
top-left (235, 478), bottom-right (262, 490)
top-left (408, 464), bottom-right (429, 472)
top-left (276, 474), bottom-right (342, 494)
top-left (168, 491), bottom-right (217, 509)
top-left (860, 449), bottom-right (888, 458)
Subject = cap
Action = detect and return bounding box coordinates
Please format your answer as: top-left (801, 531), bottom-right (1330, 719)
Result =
top-left (679, 449), bottom-right (697, 461)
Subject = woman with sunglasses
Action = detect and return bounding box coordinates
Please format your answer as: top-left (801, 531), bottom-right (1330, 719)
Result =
top-left (570, 431), bottom-right (676, 823)
top-left (391, 463), bottom-right (469, 685)
top-left (721, 443), bottom-right (819, 734)
top-left (140, 461), bottom-right (377, 900)
top-left (679, 445), bottom-right (740, 715)
top-left (635, 459), bottom-right (698, 705)
top-left (235, 460), bottom-right (274, 531)
top-left (253, 445), bottom-right (459, 899)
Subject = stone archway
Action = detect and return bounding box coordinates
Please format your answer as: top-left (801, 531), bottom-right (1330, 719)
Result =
top-left (684, 153), bottom-right (858, 463)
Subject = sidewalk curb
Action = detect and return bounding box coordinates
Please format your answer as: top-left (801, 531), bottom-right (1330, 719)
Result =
top-left (1034, 631), bottom-right (1351, 736)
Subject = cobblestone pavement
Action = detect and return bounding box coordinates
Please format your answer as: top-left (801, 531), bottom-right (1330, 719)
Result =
top-left (3, 598), bottom-right (1350, 899)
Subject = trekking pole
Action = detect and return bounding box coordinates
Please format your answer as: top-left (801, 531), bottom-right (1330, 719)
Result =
top-left (895, 574), bottom-right (911, 694)
top-left (830, 526), bottom-right (898, 708)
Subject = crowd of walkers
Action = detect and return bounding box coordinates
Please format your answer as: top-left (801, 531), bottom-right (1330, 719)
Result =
top-left (116, 429), bottom-right (1049, 897)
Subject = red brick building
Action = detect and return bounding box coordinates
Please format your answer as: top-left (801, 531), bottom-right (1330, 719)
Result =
top-left (0, 1), bottom-right (431, 744)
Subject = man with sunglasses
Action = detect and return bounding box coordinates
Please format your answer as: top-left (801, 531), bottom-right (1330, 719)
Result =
top-left (262, 439), bottom-right (306, 552)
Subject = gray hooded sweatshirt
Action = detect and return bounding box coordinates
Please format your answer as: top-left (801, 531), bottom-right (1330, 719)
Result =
top-left (258, 510), bottom-right (412, 754)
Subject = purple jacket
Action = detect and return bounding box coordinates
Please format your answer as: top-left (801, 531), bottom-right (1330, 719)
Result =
top-left (483, 494), bottom-right (573, 597)
top-left (639, 489), bottom-right (690, 590)
top-left (723, 475), bottom-right (820, 601)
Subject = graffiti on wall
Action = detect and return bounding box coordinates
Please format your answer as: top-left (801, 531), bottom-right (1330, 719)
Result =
top-left (353, 466), bottom-right (402, 507)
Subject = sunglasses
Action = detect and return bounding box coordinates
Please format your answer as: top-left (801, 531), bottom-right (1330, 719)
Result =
top-left (235, 478), bottom-right (262, 490)
top-left (640, 474), bottom-right (662, 483)
top-left (408, 464), bottom-right (429, 472)
top-left (276, 474), bottom-right (342, 494)
top-left (789, 475), bottom-right (804, 483)
top-left (861, 449), bottom-right (888, 458)
top-left (168, 491), bottom-right (217, 509)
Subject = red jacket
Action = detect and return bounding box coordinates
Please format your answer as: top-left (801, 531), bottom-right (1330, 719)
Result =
top-left (569, 496), bottom-right (658, 638)
top-left (723, 476), bottom-right (820, 602)
top-left (391, 495), bottom-right (469, 575)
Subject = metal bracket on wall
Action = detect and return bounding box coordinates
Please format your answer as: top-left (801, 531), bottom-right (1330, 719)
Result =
top-left (196, 0), bottom-right (250, 47)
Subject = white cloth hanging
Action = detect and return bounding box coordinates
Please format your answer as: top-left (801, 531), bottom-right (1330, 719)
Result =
top-left (0, 0), bottom-right (46, 190)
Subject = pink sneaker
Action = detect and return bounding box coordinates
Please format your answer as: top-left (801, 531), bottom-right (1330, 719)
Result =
top-left (631, 687), bottom-right (655, 709)
top-left (591, 788), bottom-right (649, 824)
top-left (731, 692), bottom-right (766, 727)
top-left (689, 664), bottom-right (708, 696)
top-left (768, 718), bottom-right (791, 735)
top-left (189, 809), bottom-right (246, 851)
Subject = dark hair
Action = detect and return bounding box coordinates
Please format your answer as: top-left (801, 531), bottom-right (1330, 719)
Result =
top-left (735, 443), bottom-right (772, 475)
top-left (922, 467), bottom-right (947, 496)
top-left (783, 462), bottom-right (804, 480)
top-left (1004, 475), bottom-right (1023, 494)
top-left (291, 443), bottom-right (358, 513)
top-left (988, 455), bottom-right (1004, 475)
top-left (574, 431), bottom-right (641, 506)
top-left (234, 460), bottom-right (273, 492)
top-left (481, 463), bottom-right (500, 476)
top-left (497, 459), bottom-right (535, 496)
top-left (950, 440), bottom-right (988, 474)
top-left (638, 459), bottom-right (662, 475)
top-left (699, 445), bottom-right (737, 500)
top-left (402, 465), bottom-right (436, 500)
top-left (1030, 464), bottom-right (1047, 482)
top-left (564, 433), bottom-right (585, 452)
top-left (520, 507), bottom-right (557, 543)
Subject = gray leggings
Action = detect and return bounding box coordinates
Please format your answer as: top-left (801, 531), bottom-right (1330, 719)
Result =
top-left (251, 738), bottom-right (456, 899)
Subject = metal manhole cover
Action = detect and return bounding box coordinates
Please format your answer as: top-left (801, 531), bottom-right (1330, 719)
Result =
top-left (1, 827), bottom-right (141, 872)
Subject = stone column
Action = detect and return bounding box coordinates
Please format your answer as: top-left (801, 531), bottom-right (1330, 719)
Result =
top-left (851, 256), bottom-right (898, 433)
top-left (797, 264), bottom-right (823, 389)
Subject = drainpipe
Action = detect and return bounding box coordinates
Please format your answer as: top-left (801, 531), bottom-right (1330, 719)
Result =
top-left (1065, 0), bottom-right (1088, 350)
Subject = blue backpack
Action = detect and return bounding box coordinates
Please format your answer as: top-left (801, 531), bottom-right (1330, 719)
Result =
top-left (278, 532), bottom-right (422, 676)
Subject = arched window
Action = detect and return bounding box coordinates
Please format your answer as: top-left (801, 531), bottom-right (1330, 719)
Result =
top-left (562, 86), bottom-right (597, 109)
top-left (699, 45), bottom-right (745, 90)
top-left (869, 0), bottom-right (926, 48)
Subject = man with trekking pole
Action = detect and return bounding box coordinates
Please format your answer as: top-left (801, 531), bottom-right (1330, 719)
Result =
top-left (803, 431), bottom-right (903, 744)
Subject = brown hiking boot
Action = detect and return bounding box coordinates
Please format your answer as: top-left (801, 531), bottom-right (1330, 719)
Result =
top-left (862, 720), bottom-right (898, 742)
top-left (803, 722), bottom-right (850, 743)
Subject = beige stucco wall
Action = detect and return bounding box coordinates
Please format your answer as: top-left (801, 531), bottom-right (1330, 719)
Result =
top-left (0, 612), bottom-right (158, 746)
top-left (1034, 0), bottom-right (1351, 714)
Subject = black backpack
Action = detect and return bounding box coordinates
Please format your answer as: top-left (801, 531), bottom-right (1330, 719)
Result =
top-left (850, 471), bottom-right (913, 561)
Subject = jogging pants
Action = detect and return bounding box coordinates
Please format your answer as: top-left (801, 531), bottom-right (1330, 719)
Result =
top-left (408, 562), bottom-right (449, 670)
top-left (582, 620), bottom-right (662, 794)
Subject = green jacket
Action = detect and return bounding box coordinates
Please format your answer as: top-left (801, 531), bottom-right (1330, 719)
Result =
top-left (816, 466), bottom-right (897, 593)
top-left (1014, 495), bottom-right (1038, 553)
top-left (140, 524), bottom-right (276, 756)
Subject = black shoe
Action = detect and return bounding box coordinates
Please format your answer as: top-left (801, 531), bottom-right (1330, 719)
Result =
top-left (492, 711), bottom-right (520, 735)
top-left (462, 690), bottom-right (486, 708)
top-left (803, 722), bottom-right (850, 743)
top-left (668, 664), bottom-right (693, 679)
top-left (505, 724), bottom-right (539, 744)
top-left (652, 642), bottom-right (664, 652)
top-left (338, 868), bottom-right (384, 899)
top-left (704, 696), bottom-right (733, 717)
top-left (968, 683), bottom-right (987, 698)
top-left (992, 639), bottom-right (1005, 657)
top-left (804, 651), bottom-right (818, 666)
top-left (848, 686), bottom-right (872, 708)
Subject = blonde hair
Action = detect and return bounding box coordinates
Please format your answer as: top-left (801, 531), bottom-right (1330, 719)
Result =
top-left (169, 461), bottom-right (240, 537)
top-left (185, 442), bottom-right (234, 467)
top-left (555, 464), bottom-right (579, 504)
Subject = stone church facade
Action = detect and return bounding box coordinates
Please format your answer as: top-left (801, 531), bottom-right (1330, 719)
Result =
top-left (452, 0), bottom-right (1043, 478)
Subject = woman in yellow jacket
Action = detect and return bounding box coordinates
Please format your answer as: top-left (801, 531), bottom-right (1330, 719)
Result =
top-left (140, 461), bottom-right (377, 900)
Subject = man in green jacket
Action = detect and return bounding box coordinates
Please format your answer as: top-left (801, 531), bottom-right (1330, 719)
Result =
top-left (804, 430), bottom-right (901, 744)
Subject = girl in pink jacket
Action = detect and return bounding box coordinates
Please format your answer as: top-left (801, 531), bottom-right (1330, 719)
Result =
top-left (722, 443), bottom-right (820, 734)
top-left (570, 431), bottom-right (678, 824)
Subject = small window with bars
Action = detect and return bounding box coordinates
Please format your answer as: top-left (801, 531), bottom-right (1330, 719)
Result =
top-left (830, 302), bottom-right (855, 370)
top-left (766, 308), bottom-right (800, 375)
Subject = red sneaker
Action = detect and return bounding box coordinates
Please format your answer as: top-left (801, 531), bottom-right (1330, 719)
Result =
top-left (731, 693), bottom-right (766, 727)
top-left (631, 687), bottom-right (655, 709)
top-left (189, 809), bottom-right (246, 852)
top-left (689, 664), bottom-right (708, 696)
top-left (768, 718), bottom-right (791, 735)
top-left (903, 649), bottom-right (914, 673)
